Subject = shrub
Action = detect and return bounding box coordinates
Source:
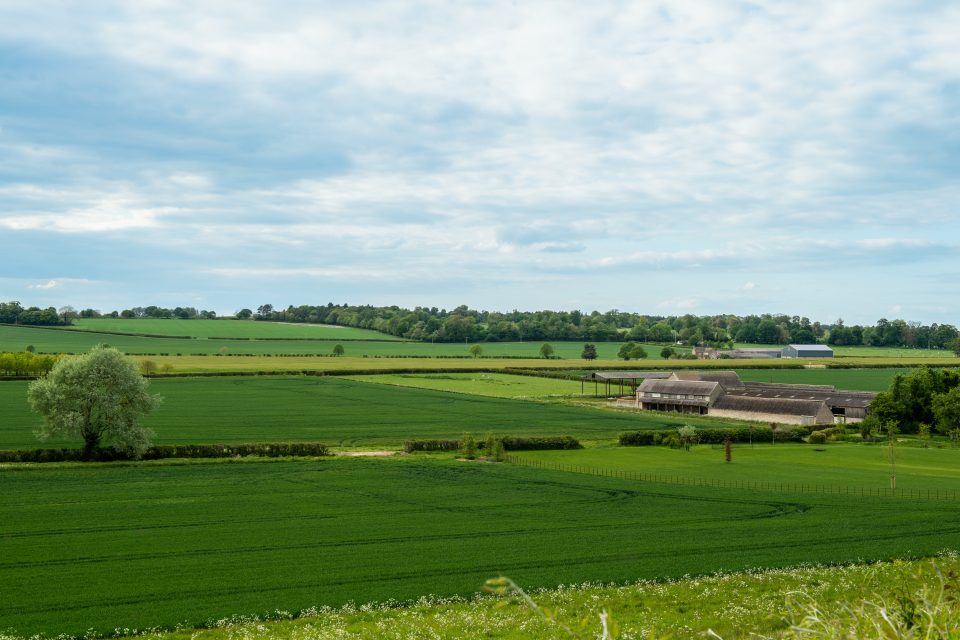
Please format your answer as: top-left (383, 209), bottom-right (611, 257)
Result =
top-left (808, 431), bottom-right (828, 445)
top-left (403, 439), bottom-right (459, 453)
top-left (460, 433), bottom-right (477, 459)
top-left (0, 442), bottom-right (331, 463)
top-left (620, 425), bottom-right (807, 447)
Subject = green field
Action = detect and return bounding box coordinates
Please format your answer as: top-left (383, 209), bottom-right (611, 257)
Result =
top-left (3, 457), bottom-right (960, 637)
top-left (1, 324), bottom-right (675, 359)
top-left (68, 318), bottom-right (405, 340)
top-left (344, 372), bottom-right (589, 398)
top-left (737, 367), bottom-right (908, 391)
top-left (0, 376), bottom-right (740, 450)
top-left (516, 443), bottom-right (960, 491)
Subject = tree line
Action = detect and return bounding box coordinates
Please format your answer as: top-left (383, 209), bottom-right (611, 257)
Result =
top-left (6, 299), bottom-right (960, 349)
top-left (251, 304), bottom-right (960, 348)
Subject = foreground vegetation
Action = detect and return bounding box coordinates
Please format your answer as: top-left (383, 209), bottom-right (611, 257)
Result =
top-left (3, 457), bottom-right (960, 638)
top-left (70, 554), bottom-right (958, 640)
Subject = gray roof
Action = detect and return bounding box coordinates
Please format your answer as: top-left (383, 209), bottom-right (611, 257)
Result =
top-left (713, 395), bottom-right (831, 417)
top-left (638, 379), bottom-right (720, 396)
top-left (730, 386), bottom-right (875, 409)
top-left (670, 370), bottom-right (745, 390)
top-left (786, 344), bottom-right (834, 351)
top-left (582, 371), bottom-right (673, 382)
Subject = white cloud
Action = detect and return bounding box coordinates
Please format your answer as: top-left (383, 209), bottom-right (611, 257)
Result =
top-left (28, 280), bottom-right (60, 290)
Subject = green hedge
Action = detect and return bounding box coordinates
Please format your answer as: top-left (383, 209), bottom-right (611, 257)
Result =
top-left (0, 442), bottom-right (331, 463)
top-left (404, 435), bottom-right (582, 453)
top-left (619, 425), bottom-right (809, 446)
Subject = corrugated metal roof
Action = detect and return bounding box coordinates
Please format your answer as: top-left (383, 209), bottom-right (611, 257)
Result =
top-left (670, 370), bottom-right (745, 389)
top-left (787, 344), bottom-right (834, 351)
top-left (582, 371), bottom-right (673, 382)
top-left (638, 379), bottom-right (720, 395)
top-left (713, 395), bottom-right (831, 416)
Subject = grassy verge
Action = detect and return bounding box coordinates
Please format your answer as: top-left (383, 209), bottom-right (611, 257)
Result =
top-left (84, 554), bottom-right (959, 640)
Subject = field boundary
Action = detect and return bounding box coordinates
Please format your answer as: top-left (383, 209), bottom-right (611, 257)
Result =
top-left (504, 454), bottom-right (960, 501)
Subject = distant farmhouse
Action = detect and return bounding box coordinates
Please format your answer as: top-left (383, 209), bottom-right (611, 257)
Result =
top-left (609, 370), bottom-right (871, 426)
top-left (695, 344), bottom-right (834, 360)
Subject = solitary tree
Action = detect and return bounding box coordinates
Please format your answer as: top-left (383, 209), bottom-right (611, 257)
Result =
top-left (539, 343), bottom-right (555, 359)
top-left (618, 342), bottom-right (637, 361)
top-left (27, 346), bottom-right (161, 459)
top-left (236, 308), bottom-right (253, 320)
top-left (660, 346), bottom-right (675, 359)
top-left (332, 344), bottom-right (345, 357)
top-left (469, 344), bottom-right (483, 358)
top-left (581, 343), bottom-right (598, 360)
top-left (630, 344), bottom-right (648, 359)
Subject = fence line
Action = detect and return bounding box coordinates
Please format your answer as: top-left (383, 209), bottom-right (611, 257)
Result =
top-left (504, 455), bottom-right (960, 501)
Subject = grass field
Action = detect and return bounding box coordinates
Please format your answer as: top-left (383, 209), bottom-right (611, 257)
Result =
top-left (3, 457), bottom-right (960, 637)
top-left (736, 343), bottom-right (955, 358)
top-left (737, 368), bottom-right (908, 391)
top-left (0, 376), bottom-right (746, 450)
top-left (119, 555), bottom-right (960, 640)
top-left (515, 443), bottom-right (960, 491)
top-left (343, 372), bottom-right (589, 398)
top-left (67, 318), bottom-right (405, 340)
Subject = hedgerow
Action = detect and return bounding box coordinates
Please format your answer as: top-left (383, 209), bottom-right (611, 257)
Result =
top-left (619, 425), bottom-right (809, 446)
top-left (0, 442), bottom-right (331, 463)
top-left (404, 435), bottom-right (582, 453)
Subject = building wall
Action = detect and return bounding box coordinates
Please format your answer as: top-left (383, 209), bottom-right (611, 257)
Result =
top-left (708, 407), bottom-right (833, 426)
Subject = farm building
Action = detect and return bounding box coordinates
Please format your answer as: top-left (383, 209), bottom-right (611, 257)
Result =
top-left (782, 344), bottom-right (834, 358)
top-left (579, 371), bottom-right (672, 396)
top-left (717, 348), bottom-right (783, 359)
top-left (636, 379), bottom-right (722, 415)
top-left (616, 370), bottom-right (874, 425)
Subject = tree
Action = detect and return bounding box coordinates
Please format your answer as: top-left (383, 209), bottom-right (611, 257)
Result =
top-left (332, 344), bottom-right (345, 357)
top-left (236, 308), bottom-right (253, 320)
top-left (469, 344), bottom-right (483, 358)
top-left (933, 386), bottom-right (960, 434)
top-left (539, 343), bottom-right (555, 359)
top-left (618, 342), bottom-right (637, 361)
top-left (581, 344), bottom-right (598, 360)
top-left (661, 346), bottom-right (675, 359)
top-left (630, 344), bottom-right (648, 359)
top-left (27, 346), bottom-right (161, 459)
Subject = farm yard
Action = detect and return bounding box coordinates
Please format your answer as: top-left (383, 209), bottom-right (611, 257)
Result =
top-left (4, 457), bottom-right (960, 638)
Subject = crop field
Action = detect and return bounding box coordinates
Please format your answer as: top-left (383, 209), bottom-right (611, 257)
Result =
top-left (343, 372), bottom-right (589, 398)
top-left (0, 325), bottom-right (679, 360)
top-left (737, 367), bottom-right (908, 390)
top-left (515, 443), bottom-right (960, 491)
top-left (0, 376), bottom-right (742, 450)
top-left (66, 318), bottom-right (405, 340)
top-left (3, 457), bottom-right (960, 638)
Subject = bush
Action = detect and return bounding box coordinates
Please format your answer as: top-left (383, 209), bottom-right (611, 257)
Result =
top-left (808, 431), bottom-right (828, 444)
top-left (403, 439), bottom-right (459, 453)
top-left (0, 442), bottom-right (331, 463)
top-left (620, 425), bottom-right (808, 446)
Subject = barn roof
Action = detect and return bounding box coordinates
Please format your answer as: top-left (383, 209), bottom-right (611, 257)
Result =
top-left (733, 384), bottom-right (876, 408)
top-left (713, 395), bottom-right (830, 416)
top-left (787, 344), bottom-right (834, 352)
top-left (670, 370), bottom-right (745, 390)
top-left (582, 371), bottom-right (673, 382)
top-left (638, 379), bottom-right (720, 396)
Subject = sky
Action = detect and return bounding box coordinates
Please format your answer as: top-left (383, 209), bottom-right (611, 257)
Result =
top-left (0, 1), bottom-right (958, 324)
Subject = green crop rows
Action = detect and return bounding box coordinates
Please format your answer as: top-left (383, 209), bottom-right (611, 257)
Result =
top-left (0, 376), bottom-right (733, 450)
top-left (4, 457), bottom-right (960, 637)
top-left (67, 318), bottom-right (405, 341)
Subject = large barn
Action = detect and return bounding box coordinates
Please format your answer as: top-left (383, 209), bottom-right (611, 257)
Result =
top-left (625, 370), bottom-right (873, 425)
top-left (782, 344), bottom-right (834, 358)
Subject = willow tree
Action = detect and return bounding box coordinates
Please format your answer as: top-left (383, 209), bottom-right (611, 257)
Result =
top-left (27, 345), bottom-right (161, 458)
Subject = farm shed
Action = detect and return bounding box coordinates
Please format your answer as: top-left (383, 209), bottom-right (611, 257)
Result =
top-left (670, 370), bottom-right (745, 391)
top-left (782, 344), bottom-right (834, 358)
top-left (710, 395), bottom-right (835, 426)
top-left (581, 371), bottom-right (672, 396)
top-left (716, 348), bottom-right (783, 359)
top-left (636, 379), bottom-right (722, 415)
top-left (735, 382), bottom-right (875, 421)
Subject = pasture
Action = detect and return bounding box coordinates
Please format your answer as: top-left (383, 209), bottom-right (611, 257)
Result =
top-left (0, 376), bottom-right (736, 450)
top-left (515, 443), bottom-right (960, 491)
top-left (66, 318), bottom-right (404, 340)
top-left (3, 457), bottom-right (960, 637)
top-left (343, 372), bottom-right (588, 398)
